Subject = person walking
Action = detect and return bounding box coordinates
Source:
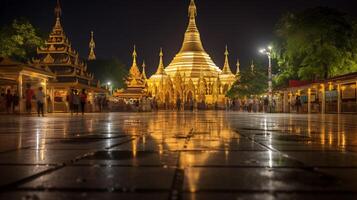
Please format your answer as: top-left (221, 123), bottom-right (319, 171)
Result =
top-left (35, 87), bottom-right (45, 117)
top-left (25, 84), bottom-right (34, 114)
top-left (80, 89), bottom-right (87, 115)
top-left (67, 89), bottom-right (75, 115)
top-left (295, 95), bottom-right (302, 113)
top-left (12, 92), bottom-right (19, 113)
top-left (72, 90), bottom-right (80, 115)
top-left (5, 89), bottom-right (13, 114)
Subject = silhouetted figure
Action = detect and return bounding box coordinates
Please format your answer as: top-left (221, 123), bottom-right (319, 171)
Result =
top-left (5, 89), bottom-right (12, 114)
top-left (296, 95), bottom-right (302, 113)
top-left (12, 92), bottom-right (19, 113)
top-left (72, 90), bottom-right (80, 115)
top-left (35, 87), bottom-right (45, 117)
top-left (25, 84), bottom-right (34, 114)
top-left (80, 89), bottom-right (87, 115)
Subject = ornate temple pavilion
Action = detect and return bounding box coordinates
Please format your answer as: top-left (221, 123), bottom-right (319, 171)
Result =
top-left (146, 0), bottom-right (237, 108)
top-left (32, 0), bottom-right (106, 112)
top-left (114, 46), bottom-right (147, 99)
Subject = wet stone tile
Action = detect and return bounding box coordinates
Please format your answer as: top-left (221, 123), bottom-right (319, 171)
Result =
top-left (0, 166), bottom-right (51, 187)
top-left (76, 150), bottom-right (178, 166)
top-left (183, 192), bottom-right (357, 200)
top-left (0, 191), bottom-right (170, 200)
top-left (284, 152), bottom-right (357, 167)
top-left (183, 167), bottom-right (343, 192)
top-left (269, 144), bottom-right (341, 151)
top-left (0, 150), bottom-right (89, 165)
top-left (21, 166), bottom-right (175, 190)
top-left (180, 151), bottom-right (302, 167)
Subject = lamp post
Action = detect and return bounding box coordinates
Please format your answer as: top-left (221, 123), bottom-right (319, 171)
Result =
top-left (107, 81), bottom-right (112, 95)
top-left (259, 46), bottom-right (273, 112)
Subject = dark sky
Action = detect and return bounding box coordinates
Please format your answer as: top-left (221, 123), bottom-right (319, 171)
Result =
top-left (1, 0), bottom-right (357, 75)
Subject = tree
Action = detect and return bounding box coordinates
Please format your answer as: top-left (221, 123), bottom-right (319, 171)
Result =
top-left (226, 65), bottom-right (268, 98)
top-left (273, 7), bottom-right (357, 86)
top-left (0, 19), bottom-right (44, 61)
top-left (87, 58), bottom-right (128, 89)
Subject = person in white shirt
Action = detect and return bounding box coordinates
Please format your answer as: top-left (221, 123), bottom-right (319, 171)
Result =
top-left (35, 87), bottom-right (45, 117)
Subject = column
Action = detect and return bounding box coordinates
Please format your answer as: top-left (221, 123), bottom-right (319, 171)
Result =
top-left (307, 88), bottom-right (311, 114)
top-left (337, 84), bottom-right (341, 114)
top-left (43, 79), bottom-right (48, 114)
top-left (51, 88), bottom-right (55, 113)
top-left (283, 91), bottom-right (288, 113)
top-left (18, 74), bottom-right (23, 113)
top-left (321, 84), bottom-right (326, 114)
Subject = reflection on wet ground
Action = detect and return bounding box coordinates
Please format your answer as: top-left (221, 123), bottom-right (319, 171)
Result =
top-left (0, 111), bottom-right (357, 199)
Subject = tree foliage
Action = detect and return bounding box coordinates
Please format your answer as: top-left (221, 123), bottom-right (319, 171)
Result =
top-left (273, 7), bottom-right (357, 86)
top-left (87, 58), bottom-right (128, 89)
top-left (0, 19), bottom-right (44, 61)
top-left (226, 66), bottom-right (268, 98)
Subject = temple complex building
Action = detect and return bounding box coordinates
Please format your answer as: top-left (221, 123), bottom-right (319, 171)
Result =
top-left (32, 0), bottom-right (106, 112)
top-left (114, 46), bottom-right (147, 100)
top-left (145, 0), bottom-right (237, 108)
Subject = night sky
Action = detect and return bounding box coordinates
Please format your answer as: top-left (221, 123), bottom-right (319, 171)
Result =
top-left (1, 0), bottom-right (356, 75)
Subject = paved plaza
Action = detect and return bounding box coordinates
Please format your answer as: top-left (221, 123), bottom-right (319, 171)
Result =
top-left (0, 111), bottom-right (357, 199)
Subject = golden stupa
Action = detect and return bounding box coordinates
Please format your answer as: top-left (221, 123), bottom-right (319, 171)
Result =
top-left (145, 0), bottom-right (237, 108)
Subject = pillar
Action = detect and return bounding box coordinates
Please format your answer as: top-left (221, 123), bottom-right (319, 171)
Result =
top-left (337, 84), bottom-right (341, 114)
top-left (43, 79), bottom-right (48, 114)
top-left (51, 88), bottom-right (55, 113)
top-left (307, 88), bottom-right (311, 114)
top-left (18, 74), bottom-right (23, 113)
top-left (321, 84), bottom-right (326, 114)
top-left (283, 91), bottom-right (288, 113)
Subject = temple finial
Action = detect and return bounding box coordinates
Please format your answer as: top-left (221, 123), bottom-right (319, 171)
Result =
top-left (54, 0), bottom-right (62, 19)
top-left (189, 0), bottom-right (197, 18)
top-left (155, 48), bottom-right (166, 75)
top-left (222, 45), bottom-right (233, 74)
top-left (142, 60), bottom-right (147, 80)
top-left (236, 59), bottom-right (240, 75)
top-left (88, 31), bottom-right (96, 60)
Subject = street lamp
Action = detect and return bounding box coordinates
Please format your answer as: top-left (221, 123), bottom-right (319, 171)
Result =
top-left (259, 46), bottom-right (273, 112)
top-left (107, 81), bottom-right (112, 94)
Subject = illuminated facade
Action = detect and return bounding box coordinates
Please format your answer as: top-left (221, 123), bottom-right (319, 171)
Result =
top-left (114, 46), bottom-right (147, 99)
top-left (146, 0), bottom-right (237, 107)
top-left (32, 0), bottom-right (105, 112)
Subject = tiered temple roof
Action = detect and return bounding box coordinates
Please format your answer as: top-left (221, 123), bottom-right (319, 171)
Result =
top-left (33, 0), bottom-right (100, 89)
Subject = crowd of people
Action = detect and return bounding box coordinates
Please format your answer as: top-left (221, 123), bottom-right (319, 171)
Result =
top-left (1, 87), bottom-right (287, 114)
top-left (226, 97), bottom-right (277, 113)
top-left (66, 89), bottom-right (88, 115)
top-left (0, 84), bottom-right (46, 116)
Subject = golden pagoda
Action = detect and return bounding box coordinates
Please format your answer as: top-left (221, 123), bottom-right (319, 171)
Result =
top-left (147, 0), bottom-right (237, 108)
top-left (33, 0), bottom-right (105, 112)
top-left (88, 31), bottom-right (96, 60)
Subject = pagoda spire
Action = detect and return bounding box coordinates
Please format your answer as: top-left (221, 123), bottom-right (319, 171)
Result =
top-left (54, 0), bottom-right (62, 19)
top-left (53, 0), bottom-right (62, 30)
top-left (222, 45), bottom-right (233, 74)
top-left (155, 48), bottom-right (166, 75)
top-left (129, 45), bottom-right (141, 78)
top-left (179, 0), bottom-right (204, 52)
top-left (88, 31), bottom-right (96, 60)
top-left (142, 60), bottom-right (147, 80)
top-left (236, 59), bottom-right (240, 75)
